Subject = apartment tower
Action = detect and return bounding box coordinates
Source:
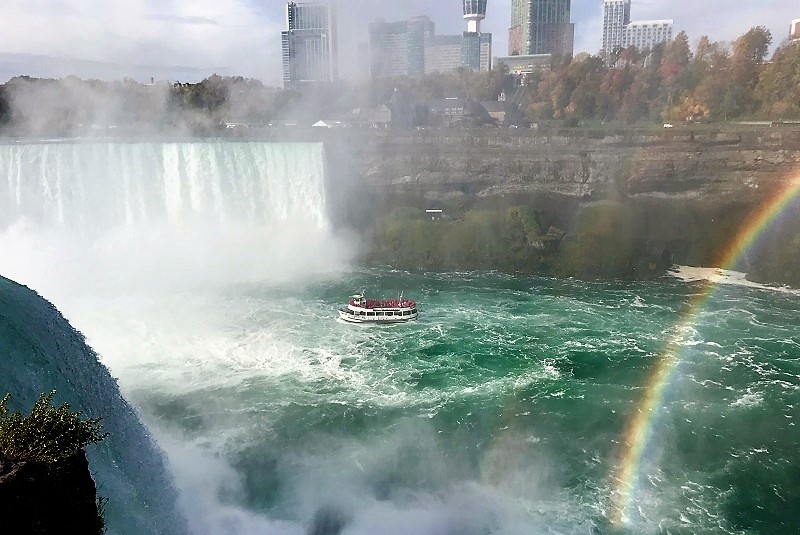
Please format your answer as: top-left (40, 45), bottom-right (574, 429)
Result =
top-left (369, 16), bottom-right (435, 79)
top-left (509, 0), bottom-right (574, 57)
top-left (281, 1), bottom-right (338, 88)
top-left (601, 0), bottom-right (673, 57)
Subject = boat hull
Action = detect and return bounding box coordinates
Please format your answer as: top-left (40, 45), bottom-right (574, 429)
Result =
top-left (338, 309), bottom-right (418, 324)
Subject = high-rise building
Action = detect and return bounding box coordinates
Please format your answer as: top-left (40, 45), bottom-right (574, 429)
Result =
top-left (424, 33), bottom-right (492, 74)
top-left (281, 1), bottom-right (338, 88)
top-left (602, 0), bottom-right (630, 55)
top-left (461, 32), bottom-right (493, 71)
top-left (791, 19), bottom-right (800, 42)
top-left (621, 20), bottom-right (673, 52)
top-left (509, 0), bottom-right (574, 57)
top-left (425, 35), bottom-right (464, 75)
top-left (601, 0), bottom-right (673, 57)
top-left (368, 3), bottom-right (492, 79)
top-left (369, 16), bottom-right (435, 79)
top-left (460, 0), bottom-right (492, 72)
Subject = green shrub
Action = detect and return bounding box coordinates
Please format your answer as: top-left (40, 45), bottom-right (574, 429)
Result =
top-left (372, 205), bottom-right (550, 272)
top-left (0, 391), bottom-right (108, 464)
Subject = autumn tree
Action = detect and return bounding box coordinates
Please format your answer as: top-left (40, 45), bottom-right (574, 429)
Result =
top-left (755, 42), bottom-right (800, 118)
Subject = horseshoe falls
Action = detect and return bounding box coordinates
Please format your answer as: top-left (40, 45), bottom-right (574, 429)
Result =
top-left (1, 141), bottom-right (799, 535)
top-left (0, 141), bottom-right (349, 297)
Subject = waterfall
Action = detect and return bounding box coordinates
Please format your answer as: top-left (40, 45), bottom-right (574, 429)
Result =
top-left (0, 141), bottom-right (353, 297)
top-left (0, 140), bottom-right (353, 533)
top-left (0, 141), bottom-right (328, 231)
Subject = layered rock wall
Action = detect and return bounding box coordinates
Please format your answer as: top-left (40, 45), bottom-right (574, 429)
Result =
top-left (321, 128), bottom-right (800, 283)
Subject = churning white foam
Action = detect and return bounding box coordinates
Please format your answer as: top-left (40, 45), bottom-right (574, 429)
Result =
top-left (0, 140), bottom-right (361, 534)
top-left (0, 141), bottom-right (356, 299)
top-left (669, 266), bottom-right (800, 295)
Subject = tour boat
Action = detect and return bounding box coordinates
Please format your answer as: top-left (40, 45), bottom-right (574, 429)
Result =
top-left (338, 293), bottom-right (419, 324)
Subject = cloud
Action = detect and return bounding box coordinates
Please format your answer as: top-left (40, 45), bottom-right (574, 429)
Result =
top-left (0, 1), bottom-right (797, 84)
top-left (148, 15), bottom-right (219, 26)
top-left (0, 0), bottom-right (283, 83)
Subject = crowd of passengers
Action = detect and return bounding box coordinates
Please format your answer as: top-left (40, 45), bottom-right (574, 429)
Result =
top-left (349, 298), bottom-right (416, 309)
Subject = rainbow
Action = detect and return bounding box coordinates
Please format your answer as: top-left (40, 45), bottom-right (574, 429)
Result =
top-left (611, 172), bottom-right (800, 526)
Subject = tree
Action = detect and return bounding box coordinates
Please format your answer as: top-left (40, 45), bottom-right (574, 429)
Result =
top-left (665, 31), bottom-right (692, 67)
top-left (657, 32), bottom-right (694, 112)
top-left (0, 391), bottom-right (107, 464)
top-left (0, 85), bottom-right (9, 127)
top-left (733, 26), bottom-right (772, 65)
top-left (695, 36), bottom-right (712, 62)
top-left (726, 26), bottom-right (773, 116)
top-left (755, 43), bottom-right (800, 118)
top-left (567, 82), bottom-right (598, 118)
top-left (665, 95), bottom-right (711, 122)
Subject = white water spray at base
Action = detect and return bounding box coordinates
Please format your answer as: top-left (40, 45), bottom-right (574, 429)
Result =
top-left (0, 141), bottom-right (356, 298)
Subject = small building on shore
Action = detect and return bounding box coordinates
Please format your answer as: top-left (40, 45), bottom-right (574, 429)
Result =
top-left (427, 98), bottom-right (492, 127)
top-left (494, 54), bottom-right (552, 77)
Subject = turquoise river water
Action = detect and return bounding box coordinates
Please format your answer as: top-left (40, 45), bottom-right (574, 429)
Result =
top-left (1, 141), bottom-right (797, 534)
top-left (65, 269), bottom-right (800, 535)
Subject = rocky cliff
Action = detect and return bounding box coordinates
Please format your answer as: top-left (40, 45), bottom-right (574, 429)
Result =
top-left (0, 276), bottom-right (190, 535)
top-left (322, 127), bottom-right (800, 284)
top-left (0, 451), bottom-right (104, 534)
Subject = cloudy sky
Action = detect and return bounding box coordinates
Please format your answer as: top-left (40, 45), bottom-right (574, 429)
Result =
top-left (0, 0), bottom-right (797, 84)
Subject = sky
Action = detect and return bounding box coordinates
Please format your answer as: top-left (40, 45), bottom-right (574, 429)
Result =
top-left (0, 0), bottom-right (797, 85)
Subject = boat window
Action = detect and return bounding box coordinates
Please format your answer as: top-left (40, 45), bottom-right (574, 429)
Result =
top-left (386, 311), bottom-right (393, 316)
top-left (367, 311), bottom-right (374, 317)
top-left (411, 309), bottom-right (417, 314)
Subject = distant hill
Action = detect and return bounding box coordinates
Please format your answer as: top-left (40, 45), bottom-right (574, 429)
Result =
top-left (0, 52), bottom-right (225, 84)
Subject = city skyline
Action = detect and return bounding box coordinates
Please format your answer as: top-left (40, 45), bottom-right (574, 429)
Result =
top-left (369, 2), bottom-right (493, 80)
top-left (0, 1), bottom-right (797, 84)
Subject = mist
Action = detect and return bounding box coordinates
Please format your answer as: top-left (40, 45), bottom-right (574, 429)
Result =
top-left (0, 141), bottom-right (359, 302)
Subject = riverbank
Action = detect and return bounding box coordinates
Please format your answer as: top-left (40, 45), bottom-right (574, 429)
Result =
top-left (321, 127), bottom-right (800, 286)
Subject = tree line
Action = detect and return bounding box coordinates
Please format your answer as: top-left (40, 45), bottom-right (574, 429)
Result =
top-left (523, 27), bottom-right (800, 124)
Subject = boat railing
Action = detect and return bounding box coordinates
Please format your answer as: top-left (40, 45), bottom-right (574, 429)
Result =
top-left (342, 307), bottom-right (418, 317)
top-left (348, 299), bottom-right (417, 309)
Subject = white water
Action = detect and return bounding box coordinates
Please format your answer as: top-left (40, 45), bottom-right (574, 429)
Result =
top-left (0, 142), bottom-right (327, 229)
top-left (0, 141), bottom-right (356, 298)
top-left (0, 141), bottom-right (361, 534)
top-left (669, 265), bottom-right (800, 295)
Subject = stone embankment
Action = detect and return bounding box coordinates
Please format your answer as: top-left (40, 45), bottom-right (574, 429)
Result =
top-left (322, 127), bottom-right (800, 284)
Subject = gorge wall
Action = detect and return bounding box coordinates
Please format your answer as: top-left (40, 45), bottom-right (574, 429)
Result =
top-left (322, 127), bottom-right (800, 284)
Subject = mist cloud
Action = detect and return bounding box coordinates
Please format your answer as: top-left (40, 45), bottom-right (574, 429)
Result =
top-left (0, 0), bottom-right (282, 82)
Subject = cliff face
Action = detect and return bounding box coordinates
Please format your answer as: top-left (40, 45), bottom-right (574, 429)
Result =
top-left (323, 128), bottom-right (800, 284)
top-left (338, 129), bottom-right (800, 204)
top-left (0, 451), bottom-right (103, 534)
top-left (0, 276), bottom-right (190, 535)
